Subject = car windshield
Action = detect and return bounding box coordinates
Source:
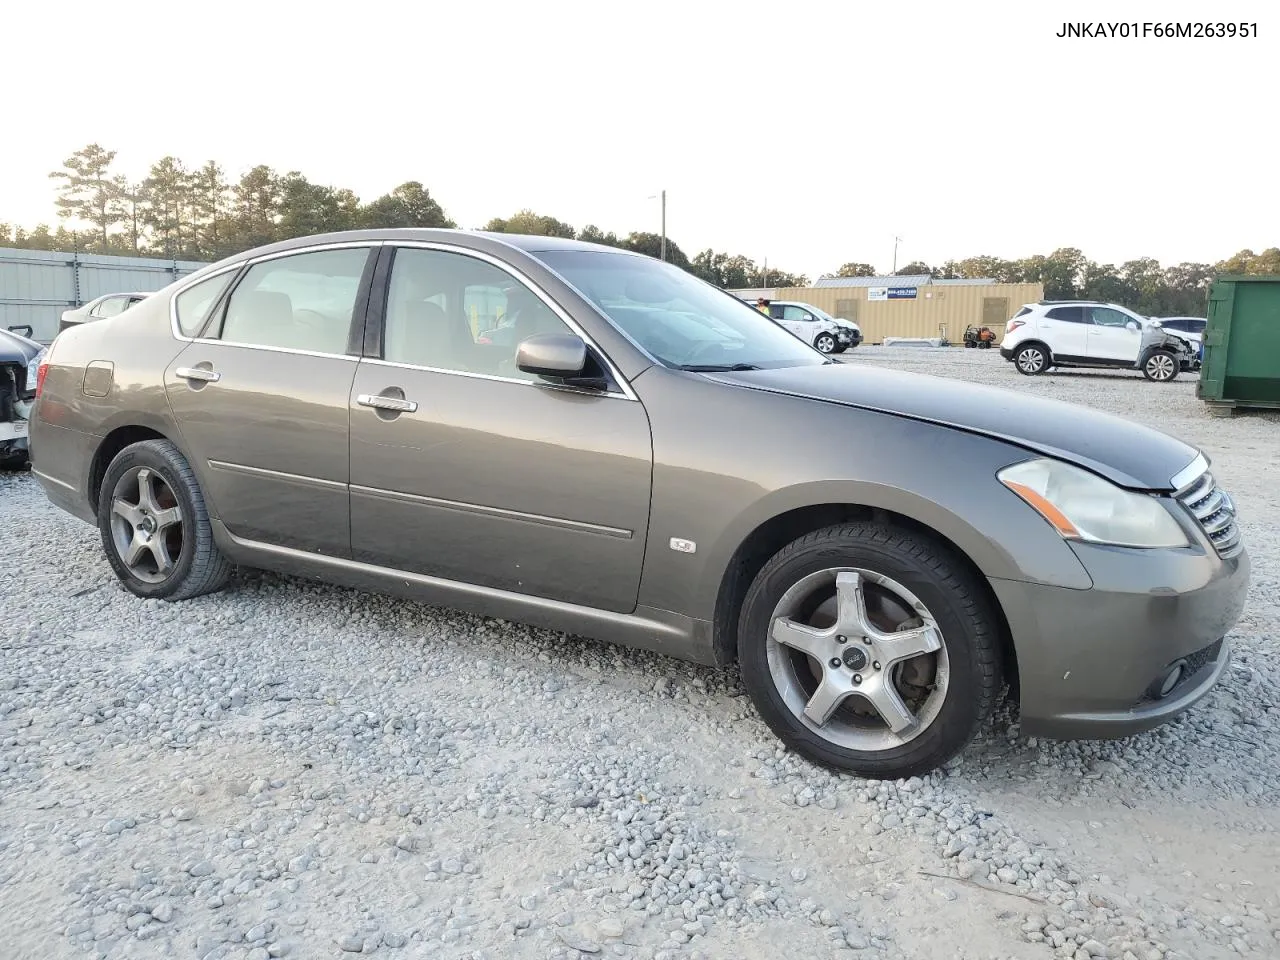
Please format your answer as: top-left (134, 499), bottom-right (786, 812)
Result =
top-left (535, 251), bottom-right (827, 371)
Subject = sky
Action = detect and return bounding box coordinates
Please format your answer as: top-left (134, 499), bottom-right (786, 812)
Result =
top-left (3, 0), bottom-right (1276, 278)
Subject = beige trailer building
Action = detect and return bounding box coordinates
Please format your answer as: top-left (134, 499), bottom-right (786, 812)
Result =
top-left (733, 276), bottom-right (1045, 345)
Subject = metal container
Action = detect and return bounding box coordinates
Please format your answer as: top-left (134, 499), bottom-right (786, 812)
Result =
top-left (1198, 275), bottom-right (1280, 415)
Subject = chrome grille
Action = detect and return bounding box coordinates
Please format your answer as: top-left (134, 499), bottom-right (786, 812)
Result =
top-left (1177, 471), bottom-right (1242, 556)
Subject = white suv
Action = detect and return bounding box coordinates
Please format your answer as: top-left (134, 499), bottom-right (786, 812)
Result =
top-left (742, 299), bottom-right (862, 353)
top-left (1000, 300), bottom-right (1196, 382)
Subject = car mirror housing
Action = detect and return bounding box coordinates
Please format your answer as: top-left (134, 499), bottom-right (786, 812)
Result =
top-left (516, 333), bottom-right (589, 379)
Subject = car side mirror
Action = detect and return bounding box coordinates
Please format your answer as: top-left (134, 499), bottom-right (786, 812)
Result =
top-left (802, 314), bottom-right (813, 321)
top-left (1126, 320), bottom-right (1140, 331)
top-left (517, 333), bottom-right (607, 390)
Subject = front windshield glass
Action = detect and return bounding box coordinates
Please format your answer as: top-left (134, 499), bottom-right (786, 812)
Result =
top-left (535, 251), bottom-right (827, 371)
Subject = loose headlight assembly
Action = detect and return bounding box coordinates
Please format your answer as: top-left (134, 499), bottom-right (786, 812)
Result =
top-left (998, 458), bottom-right (1189, 549)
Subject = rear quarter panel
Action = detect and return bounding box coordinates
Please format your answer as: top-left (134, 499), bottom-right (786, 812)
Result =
top-left (31, 298), bottom-right (190, 508)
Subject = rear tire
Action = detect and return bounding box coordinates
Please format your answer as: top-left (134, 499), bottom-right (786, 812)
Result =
top-left (1014, 343), bottom-right (1048, 375)
top-left (737, 522), bottom-right (1002, 778)
top-left (97, 439), bottom-right (232, 601)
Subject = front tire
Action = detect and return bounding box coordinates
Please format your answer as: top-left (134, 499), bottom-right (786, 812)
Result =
top-left (737, 522), bottom-right (1001, 778)
top-left (1014, 343), bottom-right (1048, 375)
top-left (97, 439), bottom-right (232, 601)
top-left (814, 333), bottom-right (837, 354)
top-left (1142, 349), bottom-right (1179, 382)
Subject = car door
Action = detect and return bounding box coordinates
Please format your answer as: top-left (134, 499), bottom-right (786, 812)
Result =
top-left (1085, 306), bottom-right (1142, 362)
top-left (164, 243), bottom-right (376, 557)
top-left (1039, 305), bottom-right (1088, 358)
top-left (348, 244), bottom-right (653, 613)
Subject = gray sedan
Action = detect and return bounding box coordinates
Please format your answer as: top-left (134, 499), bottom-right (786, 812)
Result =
top-left (29, 230), bottom-right (1248, 779)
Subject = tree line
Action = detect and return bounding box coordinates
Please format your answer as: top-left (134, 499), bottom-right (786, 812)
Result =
top-left (2, 143), bottom-right (1276, 318)
top-left (830, 247), bottom-right (1280, 318)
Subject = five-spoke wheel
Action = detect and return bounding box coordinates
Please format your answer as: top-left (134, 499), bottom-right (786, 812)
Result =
top-left (738, 521), bottom-right (1001, 778)
top-left (108, 466), bottom-right (184, 582)
top-left (767, 569), bottom-right (949, 750)
top-left (97, 439), bottom-right (232, 600)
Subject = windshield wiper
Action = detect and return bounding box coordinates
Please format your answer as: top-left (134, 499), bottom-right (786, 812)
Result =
top-left (675, 362), bottom-right (761, 372)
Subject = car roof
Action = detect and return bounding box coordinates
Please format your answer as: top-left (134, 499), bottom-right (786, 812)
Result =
top-left (90, 291), bottom-right (151, 302)
top-left (216, 229), bottom-right (647, 262)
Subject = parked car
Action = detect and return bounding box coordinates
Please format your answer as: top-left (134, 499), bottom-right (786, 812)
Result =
top-left (30, 230), bottom-right (1248, 778)
top-left (0, 326), bottom-right (45, 467)
top-left (1149, 316), bottom-right (1207, 345)
top-left (1147, 316), bottom-right (1207, 368)
top-left (741, 298), bottom-right (860, 353)
top-left (59, 292), bottom-right (151, 334)
top-left (1001, 301), bottom-right (1197, 381)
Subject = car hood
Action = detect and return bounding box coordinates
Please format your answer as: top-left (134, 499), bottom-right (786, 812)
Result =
top-left (707, 363), bottom-right (1200, 491)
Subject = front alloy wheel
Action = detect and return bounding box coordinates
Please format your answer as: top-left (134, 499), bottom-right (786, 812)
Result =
top-left (768, 569), bottom-right (949, 750)
top-left (738, 522), bottom-right (1001, 778)
top-left (814, 333), bottom-right (837, 354)
top-left (1143, 350), bottom-right (1179, 382)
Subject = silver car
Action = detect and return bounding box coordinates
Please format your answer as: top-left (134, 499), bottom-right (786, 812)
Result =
top-left (59, 292), bottom-right (151, 334)
top-left (29, 229), bottom-right (1249, 778)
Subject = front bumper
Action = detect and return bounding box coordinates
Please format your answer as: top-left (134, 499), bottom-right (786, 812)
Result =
top-left (990, 541), bottom-right (1249, 739)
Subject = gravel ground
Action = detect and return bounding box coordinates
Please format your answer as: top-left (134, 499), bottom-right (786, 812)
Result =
top-left (2, 347), bottom-right (1277, 960)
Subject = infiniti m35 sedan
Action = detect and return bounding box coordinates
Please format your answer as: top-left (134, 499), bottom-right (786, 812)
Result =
top-left (29, 229), bottom-right (1248, 778)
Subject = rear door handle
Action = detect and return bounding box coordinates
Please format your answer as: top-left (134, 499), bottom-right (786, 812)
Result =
top-left (175, 366), bottom-right (221, 383)
top-left (357, 393), bottom-right (418, 413)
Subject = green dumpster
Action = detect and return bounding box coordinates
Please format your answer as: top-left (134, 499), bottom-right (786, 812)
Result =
top-left (1198, 275), bottom-right (1280, 415)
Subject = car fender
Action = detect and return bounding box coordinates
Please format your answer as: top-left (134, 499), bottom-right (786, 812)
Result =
top-left (696, 474), bottom-right (1094, 611)
top-left (633, 371), bottom-right (1095, 626)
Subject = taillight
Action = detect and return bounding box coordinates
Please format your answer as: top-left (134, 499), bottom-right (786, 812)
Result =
top-left (1006, 319), bottom-right (1025, 333)
top-left (35, 362), bottom-right (49, 398)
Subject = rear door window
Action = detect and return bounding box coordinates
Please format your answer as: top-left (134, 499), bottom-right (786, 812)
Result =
top-left (216, 248), bottom-right (371, 353)
top-left (1045, 306), bottom-right (1085, 323)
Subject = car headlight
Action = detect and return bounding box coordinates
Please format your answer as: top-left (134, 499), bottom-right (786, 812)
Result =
top-left (26, 348), bottom-right (47, 393)
top-left (998, 458), bottom-right (1189, 548)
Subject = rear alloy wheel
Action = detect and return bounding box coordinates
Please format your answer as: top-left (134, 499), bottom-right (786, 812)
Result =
top-left (97, 439), bottom-right (232, 600)
top-left (1014, 343), bottom-right (1048, 375)
top-left (1143, 350), bottom-right (1179, 382)
top-left (738, 522), bottom-right (1001, 778)
top-left (814, 333), bottom-right (837, 354)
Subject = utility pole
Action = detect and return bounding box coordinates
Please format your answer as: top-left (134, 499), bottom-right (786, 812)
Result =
top-left (762, 256), bottom-right (768, 288)
top-left (660, 190), bottom-right (666, 261)
top-left (892, 235), bottom-right (902, 273)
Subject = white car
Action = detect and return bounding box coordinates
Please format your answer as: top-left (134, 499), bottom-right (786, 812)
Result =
top-left (59, 292), bottom-right (151, 335)
top-left (743, 299), bottom-right (862, 353)
top-left (1000, 300), bottom-right (1196, 382)
top-left (1149, 316), bottom-right (1206, 345)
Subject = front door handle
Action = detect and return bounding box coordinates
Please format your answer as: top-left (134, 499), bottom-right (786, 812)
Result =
top-left (357, 393), bottom-right (418, 413)
top-left (175, 366), bottom-right (221, 383)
